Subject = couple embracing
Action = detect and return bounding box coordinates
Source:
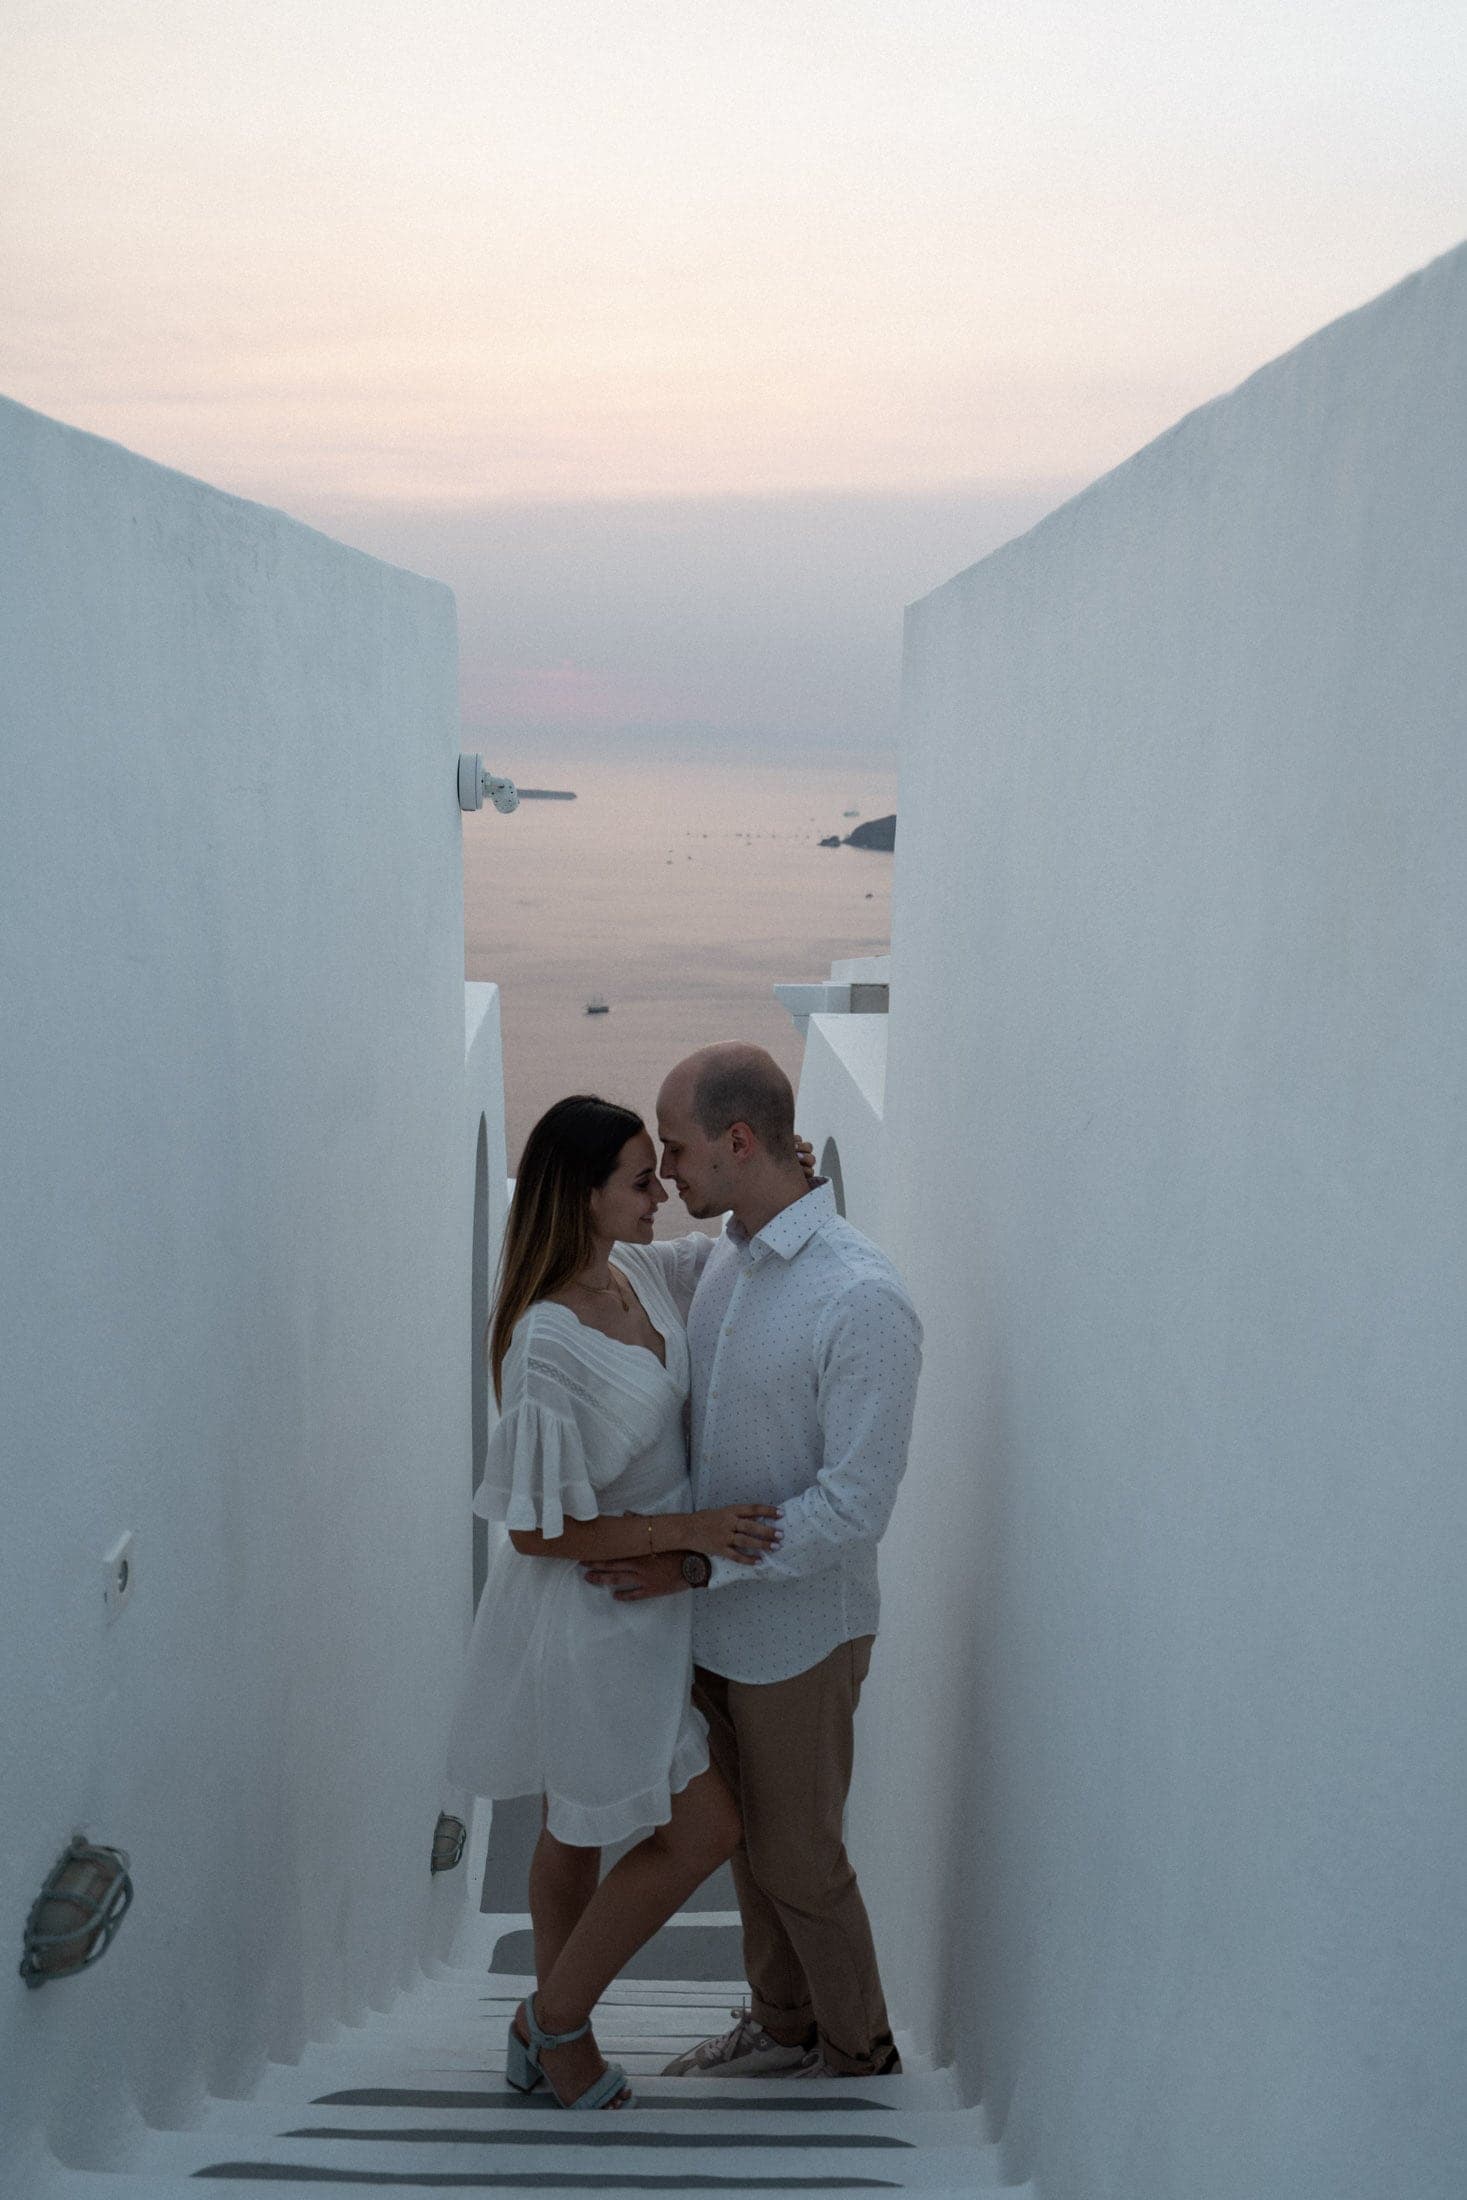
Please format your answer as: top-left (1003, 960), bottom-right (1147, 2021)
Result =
top-left (447, 1042), bottom-right (923, 2111)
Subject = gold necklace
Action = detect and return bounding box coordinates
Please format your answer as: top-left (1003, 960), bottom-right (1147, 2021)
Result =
top-left (576, 1271), bottom-right (630, 1312)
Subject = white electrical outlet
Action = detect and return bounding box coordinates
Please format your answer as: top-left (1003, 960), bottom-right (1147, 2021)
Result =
top-left (103, 1533), bottom-right (135, 1622)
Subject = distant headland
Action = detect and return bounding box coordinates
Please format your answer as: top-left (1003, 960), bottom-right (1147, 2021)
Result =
top-left (819, 813), bottom-right (895, 851)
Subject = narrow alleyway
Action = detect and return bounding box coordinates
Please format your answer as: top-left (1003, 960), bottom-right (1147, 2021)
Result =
top-left (34, 1797), bottom-right (1012, 2196)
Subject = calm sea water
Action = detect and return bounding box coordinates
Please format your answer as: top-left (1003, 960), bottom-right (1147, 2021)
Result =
top-left (463, 754), bottom-right (896, 1202)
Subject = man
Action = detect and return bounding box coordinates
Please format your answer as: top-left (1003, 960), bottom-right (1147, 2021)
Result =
top-left (581, 1042), bottom-right (922, 2079)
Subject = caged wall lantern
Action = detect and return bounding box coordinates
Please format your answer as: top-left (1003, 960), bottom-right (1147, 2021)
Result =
top-left (20, 1835), bottom-right (133, 1987)
top-left (430, 1813), bottom-right (466, 1874)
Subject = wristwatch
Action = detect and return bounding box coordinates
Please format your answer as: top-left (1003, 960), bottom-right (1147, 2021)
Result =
top-left (680, 1552), bottom-right (712, 1588)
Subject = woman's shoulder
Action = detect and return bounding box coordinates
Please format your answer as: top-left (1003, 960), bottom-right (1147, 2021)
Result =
top-left (506, 1296), bottom-right (668, 1399)
top-left (502, 1300), bottom-right (603, 1390)
top-left (498, 1310), bottom-right (624, 1451)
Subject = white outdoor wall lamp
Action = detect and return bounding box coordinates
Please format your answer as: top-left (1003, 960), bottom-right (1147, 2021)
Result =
top-left (19, 1834), bottom-right (133, 1986)
top-left (457, 755), bottom-right (520, 814)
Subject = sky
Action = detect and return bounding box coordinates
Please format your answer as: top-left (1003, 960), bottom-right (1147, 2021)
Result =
top-left (5, 0), bottom-right (1464, 757)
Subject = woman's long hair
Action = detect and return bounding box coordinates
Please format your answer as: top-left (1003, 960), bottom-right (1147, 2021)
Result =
top-left (489, 1094), bottom-right (645, 1403)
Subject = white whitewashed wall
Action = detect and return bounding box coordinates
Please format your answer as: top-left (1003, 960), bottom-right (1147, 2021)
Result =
top-left (847, 242), bottom-right (1467, 2200)
top-left (0, 400), bottom-right (494, 2182)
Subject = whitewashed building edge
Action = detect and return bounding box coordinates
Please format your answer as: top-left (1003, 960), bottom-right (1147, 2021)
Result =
top-left (0, 396), bottom-right (494, 2178)
top-left (840, 238), bottom-right (1467, 2200)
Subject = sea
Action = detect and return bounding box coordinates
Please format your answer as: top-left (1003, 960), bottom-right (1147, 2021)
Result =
top-left (463, 751), bottom-right (896, 1217)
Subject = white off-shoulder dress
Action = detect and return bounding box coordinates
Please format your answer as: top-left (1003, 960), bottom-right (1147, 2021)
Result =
top-left (446, 1238), bottom-right (713, 1847)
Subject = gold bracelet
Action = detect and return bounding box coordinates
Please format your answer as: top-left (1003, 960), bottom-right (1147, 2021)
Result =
top-left (645, 1516), bottom-right (655, 1555)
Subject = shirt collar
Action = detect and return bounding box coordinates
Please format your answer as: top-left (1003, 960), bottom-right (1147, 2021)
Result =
top-left (727, 1179), bottom-right (837, 1265)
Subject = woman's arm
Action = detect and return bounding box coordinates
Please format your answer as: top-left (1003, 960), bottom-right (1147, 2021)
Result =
top-left (635, 1231), bottom-right (716, 1322)
top-left (509, 1502), bottom-right (781, 1565)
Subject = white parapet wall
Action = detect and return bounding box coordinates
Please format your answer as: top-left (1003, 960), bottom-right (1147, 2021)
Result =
top-left (851, 242), bottom-right (1467, 2200)
top-left (0, 398), bottom-right (499, 2180)
top-left (779, 952), bottom-right (891, 1235)
top-left (793, 1013), bottom-right (889, 1243)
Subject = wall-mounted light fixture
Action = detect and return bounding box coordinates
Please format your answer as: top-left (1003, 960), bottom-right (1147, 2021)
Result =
top-left (457, 757), bottom-right (520, 815)
top-left (20, 1835), bottom-right (133, 1987)
top-left (430, 1813), bottom-right (467, 1874)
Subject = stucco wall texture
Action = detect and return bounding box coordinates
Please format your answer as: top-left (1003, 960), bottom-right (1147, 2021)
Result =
top-left (856, 242), bottom-right (1467, 2200)
top-left (0, 399), bottom-right (477, 2178)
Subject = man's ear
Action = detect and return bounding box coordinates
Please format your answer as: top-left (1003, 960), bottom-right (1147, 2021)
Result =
top-left (727, 1120), bottom-right (757, 1161)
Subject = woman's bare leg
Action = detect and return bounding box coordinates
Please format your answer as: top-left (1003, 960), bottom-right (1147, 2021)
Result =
top-left (530, 1765), bottom-right (741, 2102)
top-left (527, 1806), bottom-right (600, 1985)
top-left (516, 1808), bottom-right (622, 2096)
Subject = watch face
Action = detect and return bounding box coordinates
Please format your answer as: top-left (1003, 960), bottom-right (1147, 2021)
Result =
top-left (681, 1553), bottom-right (710, 1587)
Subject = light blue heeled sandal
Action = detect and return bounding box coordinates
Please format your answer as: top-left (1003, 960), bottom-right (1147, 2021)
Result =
top-left (504, 2008), bottom-right (545, 2094)
top-left (506, 1993), bottom-right (634, 2110)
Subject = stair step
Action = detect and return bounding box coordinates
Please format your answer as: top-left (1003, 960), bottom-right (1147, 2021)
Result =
top-left (372, 1977), bottom-right (758, 2013)
top-left (403, 1992), bottom-right (755, 2028)
top-left (97, 2124), bottom-right (1005, 2190)
top-left (41, 2174), bottom-right (1022, 2200)
top-left (243, 2055), bottom-right (964, 2114)
top-left (315, 2099), bottom-right (977, 2137)
top-left (142, 2097), bottom-right (990, 2150)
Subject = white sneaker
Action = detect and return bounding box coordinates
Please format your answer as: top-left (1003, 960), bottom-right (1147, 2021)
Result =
top-left (661, 2005), bottom-right (813, 2077)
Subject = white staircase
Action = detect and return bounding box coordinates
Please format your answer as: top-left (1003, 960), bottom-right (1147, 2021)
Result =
top-left (31, 1913), bottom-right (1024, 2199)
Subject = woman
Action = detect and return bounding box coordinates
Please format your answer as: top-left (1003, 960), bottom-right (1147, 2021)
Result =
top-left (446, 1095), bottom-right (783, 2112)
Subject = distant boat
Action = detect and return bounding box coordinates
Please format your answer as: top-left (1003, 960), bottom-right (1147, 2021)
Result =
top-left (585, 997), bottom-right (610, 1015)
top-left (843, 807), bottom-right (860, 817)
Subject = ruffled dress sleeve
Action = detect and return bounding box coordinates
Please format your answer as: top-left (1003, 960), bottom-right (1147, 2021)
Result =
top-left (473, 1325), bottom-right (601, 1537)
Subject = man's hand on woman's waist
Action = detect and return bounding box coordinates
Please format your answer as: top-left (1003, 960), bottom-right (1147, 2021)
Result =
top-left (580, 1552), bottom-right (689, 1602)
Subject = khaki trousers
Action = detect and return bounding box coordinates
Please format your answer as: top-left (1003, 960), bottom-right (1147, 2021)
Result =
top-left (692, 1635), bottom-right (896, 2076)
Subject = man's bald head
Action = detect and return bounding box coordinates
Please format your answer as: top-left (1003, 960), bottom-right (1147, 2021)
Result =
top-left (659, 1044), bottom-right (797, 1164)
top-left (657, 1043), bottom-right (805, 1227)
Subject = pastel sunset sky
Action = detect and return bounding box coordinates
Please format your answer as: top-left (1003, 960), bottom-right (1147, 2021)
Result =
top-left (6, 1), bottom-right (1463, 755)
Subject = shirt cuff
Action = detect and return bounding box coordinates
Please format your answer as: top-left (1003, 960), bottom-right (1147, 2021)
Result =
top-left (705, 1555), bottom-right (742, 1592)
